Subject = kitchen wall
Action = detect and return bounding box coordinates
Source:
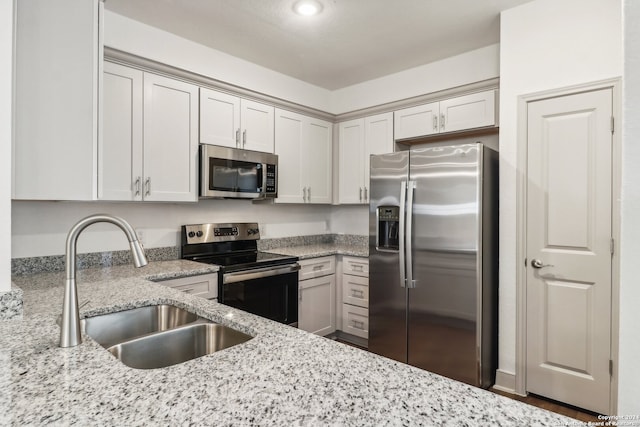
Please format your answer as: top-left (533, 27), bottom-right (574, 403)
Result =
top-left (104, 11), bottom-right (332, 114)
top-left (330, 44), bottom-right (499, 115)
top-left (619, 0), bottom-right (640, 415)
top-left (11, 200), bottom-right (349, 258)
top-left (499, 0), bottom-right (622, 398)
top-left (0, 0), bottom-right (13, 292)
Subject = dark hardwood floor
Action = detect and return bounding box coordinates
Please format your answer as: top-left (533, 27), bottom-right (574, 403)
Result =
top-left (335, 338), bottom-right (601, 423)
top-left (490, 388), bottom-right (601, 423)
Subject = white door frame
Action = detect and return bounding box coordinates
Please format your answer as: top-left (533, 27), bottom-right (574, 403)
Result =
top-left (515, 78), bottom-right (622, 413)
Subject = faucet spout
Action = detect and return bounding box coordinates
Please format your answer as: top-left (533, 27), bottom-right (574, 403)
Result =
top-left (60, 214), bottom-right (148, 348)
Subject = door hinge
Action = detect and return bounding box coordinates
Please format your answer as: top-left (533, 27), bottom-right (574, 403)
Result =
top-left (611, 238), bottom-right (615, 256)
top-left (611, 116), bottom-right (615, 134)
top-left (609, 359), bottom-right (613, 376)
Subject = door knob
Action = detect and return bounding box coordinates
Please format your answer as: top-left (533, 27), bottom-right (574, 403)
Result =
top-left (531, 259), bottom-right (553, 269)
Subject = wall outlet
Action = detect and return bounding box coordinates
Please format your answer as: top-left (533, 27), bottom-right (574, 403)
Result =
top-left (135, 229), bottom-right (145, 246)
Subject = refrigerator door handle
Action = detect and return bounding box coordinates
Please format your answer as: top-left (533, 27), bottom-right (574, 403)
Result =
top-left (399, 181), bottom-right (407, 288)
top-left (406, 180), bottom-right (416, 288)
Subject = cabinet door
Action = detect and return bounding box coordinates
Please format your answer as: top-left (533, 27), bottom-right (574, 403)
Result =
top-left (299, 275), bottom-right (336, 336)
top-left (240, 99), bottom-right (275, 153)
top-left (143, 73), bottom-right (198, 202)
top-left (364, 112), bottom-right (394, 203)
top-left (393, 102), bottom-right (439, 141)
top-left (305, 118), bottom-right (333, 204)
top-left (440, 90), bottom-right (496, 133)
top-left (156, 273), bottom-right (218, 300)
top-left (338, 119), bottom-right (365, 204)
top-left (274, 109), bottom-right (305, 203)
top-left (13, 0), bottom-right (102, 200)
top-left (342, 304), bottom-right (369, 339)
top-left (199, 88), bottom-right (240, 148)
top-left (99, 62), bottom-right (143, 201)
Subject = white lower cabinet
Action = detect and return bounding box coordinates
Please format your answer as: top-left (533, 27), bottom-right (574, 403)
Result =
top-left (298, 257), bottom-right (336, 336)
top-left (340, 256), bottom-right (369, 339)
top-left (156, 273), bottom-right (218, 300)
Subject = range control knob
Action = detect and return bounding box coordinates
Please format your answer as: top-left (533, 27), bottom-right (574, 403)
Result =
top-left (196, 230), bottom-right (203, 238)
top-left (188, 231), bottom-right (196, 238)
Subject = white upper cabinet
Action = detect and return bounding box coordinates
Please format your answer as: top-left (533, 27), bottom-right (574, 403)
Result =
top-left (394, 90), bottom-right (496, 140)
top-left (199, 89), bottom-right (240, 148)
top-left (13, 0), bottom-right (103, 200)
top-left (200, 88), bottom-right (274, 153)
top-left (274, 109), bottom-right (332, 204)
top-left (338, 112), bottom-right (394, 204)
top-left (100, 62), bottom-right (198, 202)
top-left (393, 102), bottom-right (439, 140)
top-left (100, 62), bottom-right (143, 201)
top-left (143, 73), bottom-right (199, 202)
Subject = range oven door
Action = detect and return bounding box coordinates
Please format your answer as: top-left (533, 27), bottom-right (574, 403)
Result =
top-left (220, 264), bottom-right (299, 326)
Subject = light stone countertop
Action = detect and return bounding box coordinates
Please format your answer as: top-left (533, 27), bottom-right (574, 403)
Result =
top-left (265, 243), bottom-right (368, 260)
top-left (1, 260), bottom-right (580, 426)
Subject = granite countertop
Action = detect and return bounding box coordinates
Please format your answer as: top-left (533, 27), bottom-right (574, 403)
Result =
top-left (266, 243), bottom-right (368, 260)
top-left (2, 261), bottom-right (578, 426)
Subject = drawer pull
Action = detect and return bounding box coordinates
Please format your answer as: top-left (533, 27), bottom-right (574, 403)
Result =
top-left (351, 289), bottom-right (365, 298)
top-left (351, 320), bottom-right (365, 330)
top-left (351, 264), bottom-right (364, 272)
top-left (182, 287), bottom-right (196, 294)
top-left (313, 265), bottom-right (324, 271)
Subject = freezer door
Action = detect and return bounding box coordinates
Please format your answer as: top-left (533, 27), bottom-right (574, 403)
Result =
top-left (368, 151), bottom-right (409, 363)
top-left (407, 144), bottom-right (481, 386)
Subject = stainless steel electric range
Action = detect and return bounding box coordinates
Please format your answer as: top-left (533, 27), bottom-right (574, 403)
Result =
top-left (181, 222), bottom-right (299, 326)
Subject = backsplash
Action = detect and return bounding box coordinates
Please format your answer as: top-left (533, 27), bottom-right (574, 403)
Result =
top-left (11, 234), bottom-right (368, 276)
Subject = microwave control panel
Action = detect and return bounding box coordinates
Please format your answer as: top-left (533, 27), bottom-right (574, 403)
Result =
top-left (265, 164), bottom-right (276, 194)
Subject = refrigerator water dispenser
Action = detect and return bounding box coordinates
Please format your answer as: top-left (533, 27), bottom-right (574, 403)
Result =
top-left (377, 206), bottom-right (400, 250)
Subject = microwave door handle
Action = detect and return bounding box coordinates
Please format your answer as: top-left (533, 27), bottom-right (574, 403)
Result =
top-left (261, 163), bottom-right (268, 198)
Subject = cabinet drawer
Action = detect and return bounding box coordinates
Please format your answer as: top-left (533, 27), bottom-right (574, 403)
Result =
top-left (299, 256), bottom-right (336, 280)
top-left (342, 304), bottom-right (368, 339)
top-left (157, 273), bottom-right (218, 300)
top-left (343, 256), bottom-right (369, 277)
top-left (342, 274), bottom-right (368, 308)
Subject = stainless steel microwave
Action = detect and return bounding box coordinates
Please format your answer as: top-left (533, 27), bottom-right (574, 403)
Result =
top-left (199, 144), bottom-right (278, 200)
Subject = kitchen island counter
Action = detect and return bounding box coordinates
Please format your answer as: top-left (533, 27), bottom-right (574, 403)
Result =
top-left (3, 264), bottom-right (576, 426)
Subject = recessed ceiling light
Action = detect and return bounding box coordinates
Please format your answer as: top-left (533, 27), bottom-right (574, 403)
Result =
top-left (293, 0), bottom-right (323, 16)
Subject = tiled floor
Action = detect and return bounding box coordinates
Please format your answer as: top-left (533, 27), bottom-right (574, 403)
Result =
top-left (335, 338), bottom-right (600, 423)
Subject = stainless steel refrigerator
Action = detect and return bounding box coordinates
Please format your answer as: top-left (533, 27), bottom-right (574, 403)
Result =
top-left (368, 142), bottom-right (498, 388)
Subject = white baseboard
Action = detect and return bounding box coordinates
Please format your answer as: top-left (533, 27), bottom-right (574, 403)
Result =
top-left (493, 369), bottom-right (518, 394)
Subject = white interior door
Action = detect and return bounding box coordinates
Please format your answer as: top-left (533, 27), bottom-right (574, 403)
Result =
top-left (526, 88), bottom-right (613, 414)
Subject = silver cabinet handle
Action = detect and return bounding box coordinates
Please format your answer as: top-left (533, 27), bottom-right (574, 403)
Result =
top-left (359, 187), bottom-right (363, 201)
top-left (235, 128), bottom-right (240, 148)
top-left (242, 130), bottom-right (247, 147)
top-left (351, 289), bottom-right (364, 298)
top-left (307, 186), bottom-right (311, 202)
top-left (134, 176), bottom-right (141, 196)
top-left (440, 113), bottom-right (445, 131)
top-left (352, 320), bottom-right (365, 330)
top-left (433, 115), bottom-right (438, 131)
top-left (364, 186), bottom-right (368, 202)
top-left (303, 187), bottom-right (307, 202)
top-left (145, 177), bottom-right (151, 196)
top-left (531, 259), bottom-right (554, 269)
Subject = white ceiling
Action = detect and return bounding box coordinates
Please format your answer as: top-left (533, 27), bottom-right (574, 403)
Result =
top-left (104, 0), bottom-right (533, 90)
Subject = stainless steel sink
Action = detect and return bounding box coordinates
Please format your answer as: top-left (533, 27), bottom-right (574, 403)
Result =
top-left (80, 304), bottom-right (253, 369)
top-left (107, 323), bottom-right (253, 369)
top-left (82, 304), bottom-right (201, 349)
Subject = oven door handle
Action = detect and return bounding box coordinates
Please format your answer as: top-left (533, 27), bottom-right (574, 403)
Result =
top-left (223, 263), bottom-right (301, 284)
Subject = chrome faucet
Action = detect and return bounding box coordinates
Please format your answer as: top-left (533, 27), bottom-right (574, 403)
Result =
top-left (60, 214), bottom-right (148, 348)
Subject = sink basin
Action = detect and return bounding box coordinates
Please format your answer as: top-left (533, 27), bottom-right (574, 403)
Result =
top-left (82, 304), bottom-right (201, 349)
top-left (107, 323), bottom-right (253, 369)
top-left (79, 304), bottom-right (253, 369)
